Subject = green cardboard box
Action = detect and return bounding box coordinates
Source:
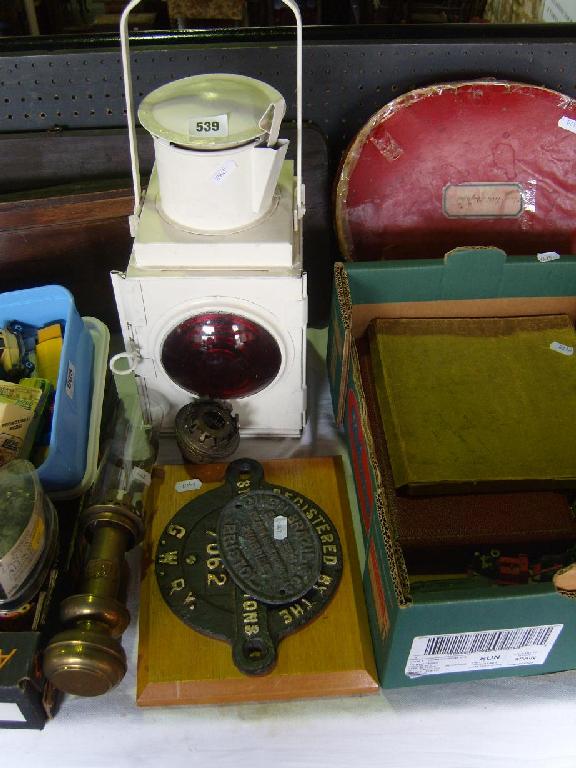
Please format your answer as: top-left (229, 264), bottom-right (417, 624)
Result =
top-left (327, 247), bottom-right (576, 688)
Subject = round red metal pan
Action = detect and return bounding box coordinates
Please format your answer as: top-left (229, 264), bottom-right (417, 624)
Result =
top-left (335, 81), bottom-right (576, 261)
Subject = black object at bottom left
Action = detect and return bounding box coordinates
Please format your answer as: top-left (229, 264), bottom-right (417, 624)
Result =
top-left (0, 460), bottom-right (63, 730)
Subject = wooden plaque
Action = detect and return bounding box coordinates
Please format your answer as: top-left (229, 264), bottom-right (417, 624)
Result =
top-left (137, 456), bottom-right (378, 706)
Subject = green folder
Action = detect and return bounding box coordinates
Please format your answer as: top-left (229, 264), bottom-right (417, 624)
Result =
top-left (368, 315), bottom-right (576, 495)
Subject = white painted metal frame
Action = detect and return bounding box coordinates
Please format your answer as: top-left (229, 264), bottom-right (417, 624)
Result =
top-left (119, 0), bottom-right (304, 226)
top-left (23, 0), bottom-right (40, 36)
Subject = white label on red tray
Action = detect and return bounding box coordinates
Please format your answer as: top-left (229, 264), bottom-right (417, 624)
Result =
top-left (175, 479), bottom-right (202, 493)
top-left (212, 159), bottom-right (237, 185)
top-left (443, 183), bottom-right (523, 218)
top-left (537, 251), bottom-right (561, 262)
top-left (189, 114), bottom-right (229, 138)
top-left (558, 115), bottom-right (576, 134)
top-left (405, 624), bottom-right (563, 678)
top-left (0, 505), bottom-right (45, 601)
top-left (550, 341), bottom-right (574, 356)
top-left (65, 362), bottom-right (75, 399)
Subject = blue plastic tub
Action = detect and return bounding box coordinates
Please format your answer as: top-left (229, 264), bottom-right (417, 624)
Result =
top-left (0, 286), bottom-right (94, 491)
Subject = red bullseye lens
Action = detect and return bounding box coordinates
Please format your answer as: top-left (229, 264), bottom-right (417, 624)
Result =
top-left (161, 312), bottom-right (282, 399)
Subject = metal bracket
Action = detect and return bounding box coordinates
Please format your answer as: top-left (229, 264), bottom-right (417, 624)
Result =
top-left (119, 0), bottom-right (305, 222)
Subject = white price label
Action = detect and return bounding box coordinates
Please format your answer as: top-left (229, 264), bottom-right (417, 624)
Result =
top-left (273, 515), bottom-right (288, 540)
top-left (550, 341), bottom-right (574, 356)
top-left (211, 159), bottom-right (237, 185)
top-left (175, 479), bottom-right (202, 493)
top-left (190, 114), bottom-right (229, 138)
top-left (405, 624), bottom-right (563, 678)
top-left (537, 251), bottom-right (561, 263)
top-left (558, 115), bottom-right (576, 134)
top-left (65, 362), bottom-right (75, 399)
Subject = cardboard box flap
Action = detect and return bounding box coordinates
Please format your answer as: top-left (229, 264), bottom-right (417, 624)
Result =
top-left (346, 247), bottom-right (576, 306)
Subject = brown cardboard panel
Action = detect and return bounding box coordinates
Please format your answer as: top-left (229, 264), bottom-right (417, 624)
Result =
top-left (351, 296), bottom-right (576, 338)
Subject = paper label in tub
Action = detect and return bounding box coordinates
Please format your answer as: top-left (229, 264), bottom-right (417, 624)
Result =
top-left (0, 382), bottom-right (43, 466)
top-left (0, 500), bottom-right (45, 601)
top-left (189, 114), bottom-right (229, 139)
top-left (405, 624), bottom-right (563, 678)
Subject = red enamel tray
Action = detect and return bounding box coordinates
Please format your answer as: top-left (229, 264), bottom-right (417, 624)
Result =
top-left (335, 81), bottom-right (576, 261)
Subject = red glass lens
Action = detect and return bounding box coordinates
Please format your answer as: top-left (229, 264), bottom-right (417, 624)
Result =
top-left (161, 312), bottom-right (282, 399)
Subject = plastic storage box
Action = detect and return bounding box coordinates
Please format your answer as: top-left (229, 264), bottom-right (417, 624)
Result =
top-left (0, 286), bottom-right (94, 491)
top-left (50, 316), bottom-right (110, 500)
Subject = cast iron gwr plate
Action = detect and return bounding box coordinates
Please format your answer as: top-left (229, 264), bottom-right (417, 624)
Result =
top-left (155, 458), bottom-right (342, 676)
top-left (217, 489), bottom-right (322, 605)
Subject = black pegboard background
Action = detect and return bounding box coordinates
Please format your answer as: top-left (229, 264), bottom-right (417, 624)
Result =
top-left (1, 25), bottom-right (576, 160)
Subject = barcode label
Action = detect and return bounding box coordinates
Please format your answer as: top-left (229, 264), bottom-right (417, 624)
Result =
top-left (405, 624), bottom-right (562, 678)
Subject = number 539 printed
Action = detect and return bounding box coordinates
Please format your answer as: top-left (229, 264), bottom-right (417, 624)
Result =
top-left (190, 114), bottom-right (229, 138)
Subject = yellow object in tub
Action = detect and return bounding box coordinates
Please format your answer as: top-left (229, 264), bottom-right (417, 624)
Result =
top-left (35, 323), bottom-right (63, 388)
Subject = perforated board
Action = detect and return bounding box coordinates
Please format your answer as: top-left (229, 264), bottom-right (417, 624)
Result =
top-left (1, 26), bottom-right (575, 157)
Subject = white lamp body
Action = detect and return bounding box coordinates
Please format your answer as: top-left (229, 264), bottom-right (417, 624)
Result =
top-left (112, 259), bottom-right (307, 436)
top-left (138, 72), bottom-right (289, 232)
top-left (115, 2), bottom-right (307, 437)
top-left (153, 136), bottom-right (289, 232)
top-left (133, 161), bottom-right (296, 269)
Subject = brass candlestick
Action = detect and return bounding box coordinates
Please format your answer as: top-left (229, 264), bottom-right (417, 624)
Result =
top-left (44, 401), bottom-right (157, 696)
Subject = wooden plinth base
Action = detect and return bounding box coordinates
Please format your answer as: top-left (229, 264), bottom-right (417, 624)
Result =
top-left (137, 456), bottom-right (378, 706)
